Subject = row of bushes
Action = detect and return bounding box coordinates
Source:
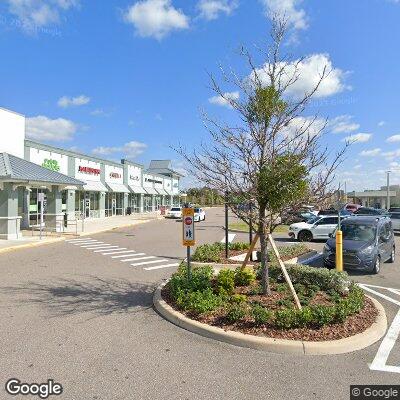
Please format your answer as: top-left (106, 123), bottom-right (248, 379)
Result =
top-left (166, 264), bottom-right (362, 329)
top-left (191, 242), bottom-right (310, 264)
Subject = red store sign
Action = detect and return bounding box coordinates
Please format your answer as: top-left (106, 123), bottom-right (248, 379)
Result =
top-left (78, 166), bottom-right (100, 175)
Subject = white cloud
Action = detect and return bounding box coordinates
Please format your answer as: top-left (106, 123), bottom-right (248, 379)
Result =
top-left (386, 134), bottom-right (400, 143)
top-left (354, 164), bottom-right (362, 170)
top-left (383, 149), bottom-right (400, 160)
top-left (92, 141), bottom-right (147, 159)
top-left (342, 133), bottom-right (372, 144)
top-left (26, 115), bottom-right (77, 141)
top-left (208, 91), bottom-right (240, 108)
top-left (328, 115), bottom-right (360, 134)
top-left (197, 0), bottom-right (238, 20)
top-left (284, 116), bottom-right (326, 139)
top-left (90, 109), bottom-right (112, 117)
top-left (58, 95), bottom-right (90, 108)
top-left (360, 148), bottom-right (381, 157)
top-left (260, 0), bottom-right (308, 30)
top-left (124, 0), bottom-right (189, 40)
top-left (253, 54), bottom-right (350, 99)
top-left (6, 0), bottom-right (79, 31)
top-left (378, 121), bottom-right (386, 127)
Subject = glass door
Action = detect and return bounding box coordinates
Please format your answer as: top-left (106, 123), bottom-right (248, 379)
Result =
top-left (85, 194), bottom-right (90, 218)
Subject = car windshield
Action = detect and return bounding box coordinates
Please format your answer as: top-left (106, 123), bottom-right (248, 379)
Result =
top-left (171, 208), bottom-right (181, 211)
top-left (341, 224), bottom-right (376, 241)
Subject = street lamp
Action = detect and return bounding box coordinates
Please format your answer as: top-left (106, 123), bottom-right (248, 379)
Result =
top-left (386, 171), bottom-right (391, 210)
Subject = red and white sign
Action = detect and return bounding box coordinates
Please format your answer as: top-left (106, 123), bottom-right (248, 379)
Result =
top-left (78, 166), bottom-right (100, 175)
top-left (182, 208), bottom-right (195, 246)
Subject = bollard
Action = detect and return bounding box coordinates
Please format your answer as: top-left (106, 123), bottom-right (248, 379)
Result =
top-left (336, 230), bottom-right (343, 272)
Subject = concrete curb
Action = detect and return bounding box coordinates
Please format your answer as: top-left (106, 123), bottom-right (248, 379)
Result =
top-left (154, 281), bottom-right (387, 355)
top-left (0, 237), bottom-right (65, 255)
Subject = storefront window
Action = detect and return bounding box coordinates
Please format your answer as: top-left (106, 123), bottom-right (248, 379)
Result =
top-left (144, 195), bottom-right (153, 212)
top-left (29, 188), bottom-right (47, 225)
top-left (129, 194), bottom-right (140, 213)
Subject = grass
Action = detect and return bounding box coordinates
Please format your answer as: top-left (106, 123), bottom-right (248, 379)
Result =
top-left (229, 222), bottom-right (289, 233)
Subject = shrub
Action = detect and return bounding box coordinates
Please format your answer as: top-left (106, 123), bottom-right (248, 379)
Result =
top-left (225, 304), bottom-right (247, 323)
top-left (230, 294), bottom-right (247, 304)
top-left (274, 308), bottom-right (298, 329)
top-left (234, 267), bottom-right (256, 286)
top-left (176, 288), bottom-right (223, 315)
top-left (168, 265), bottom-right (213, 300)
top-left (251, 304), bottom-right (272, 326)
top-left (268, 243), bottom-right (309, 262)
top-left (229, 242), bottom-right (250, 251)
top-left (311, 305), bottom-right (336, 327)
top-left (216, 269), bottom-right (235, 295)
top-left (191, 244), bottom-right (222, 263)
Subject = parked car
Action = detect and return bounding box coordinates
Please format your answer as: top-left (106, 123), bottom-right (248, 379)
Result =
top-left (165, 207), bottom-right (182, 219)
top-left (354, 207), bottom-right (389, 216)
top-left (194, 207), bottom-right (206, 222)
top-left (389, 212), bottom-right (400, 231)
top-left (281, 210), bottom-right (316, 224)
top-left (323, 216), bottom-right (395, 274)
top-left (344, 203), bottom-right (361, 213)
top-left (317, 208), bottom-right (353, 216)
top-left (288, 215), bottom-right (348, 242)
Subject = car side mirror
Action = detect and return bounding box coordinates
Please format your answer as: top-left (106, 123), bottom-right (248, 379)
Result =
top-left (328, 233), bottom-right (333, 238)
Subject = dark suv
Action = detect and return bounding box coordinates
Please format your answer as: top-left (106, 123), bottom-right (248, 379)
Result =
top-left (323, 216), bottom-right (395, 274)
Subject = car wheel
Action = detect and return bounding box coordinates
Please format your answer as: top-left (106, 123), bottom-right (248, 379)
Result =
top-left (203, 215), bottom-right (206, 221)
top-left (389, 247), bottom-right (396, 263)
top-left (298, 230), bottom-right (313, 242)
top-left (372, 256), bottom-right (381, 274)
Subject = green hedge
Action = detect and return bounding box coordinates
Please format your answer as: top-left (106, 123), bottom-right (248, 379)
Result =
top-left (191, 242), bottom-right (251, 263)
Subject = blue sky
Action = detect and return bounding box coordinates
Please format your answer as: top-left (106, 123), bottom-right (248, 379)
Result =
top-left (0, 0), bottom-right (399, 189)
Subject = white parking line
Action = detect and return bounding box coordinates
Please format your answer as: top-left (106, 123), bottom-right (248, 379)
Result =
top-left (358, 284), bottom-right (400, 307)
top-left (94, 248), bottom-right (127, 253)
top-left (144, 263), bottom-right (180, 271)
top-left (111, 252), bottom-right (144, 259)
top-left (130, 259), bottom-right (168, 267)
top-left (220, 233), bottom-right (236, 244)
top-left (120, 256), bottom-right (155, 263)
top-left (370, 309), bottom-right (400, 374)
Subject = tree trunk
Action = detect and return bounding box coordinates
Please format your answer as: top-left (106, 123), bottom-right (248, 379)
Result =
top-left (259, 208), bottom-right (270, 295)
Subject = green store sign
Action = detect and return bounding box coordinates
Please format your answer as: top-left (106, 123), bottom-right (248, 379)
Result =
top-left (42, 158), bottom-right (60, 172)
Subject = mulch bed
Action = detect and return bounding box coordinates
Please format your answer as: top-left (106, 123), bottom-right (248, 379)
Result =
top-left (161, 284), bottom-right (378, 342)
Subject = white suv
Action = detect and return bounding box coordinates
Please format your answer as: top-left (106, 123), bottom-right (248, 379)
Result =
top-left (289, 215), bottom-right (347, 242)
top-left (166, 207), bottom-right (182, 219)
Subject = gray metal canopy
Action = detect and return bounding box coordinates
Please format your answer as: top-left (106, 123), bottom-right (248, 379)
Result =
top-left (0, 152), bottom-right (85, 186)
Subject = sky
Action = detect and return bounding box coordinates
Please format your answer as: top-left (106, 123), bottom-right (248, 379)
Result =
top-left (0, 0), bottom-right (399, 190)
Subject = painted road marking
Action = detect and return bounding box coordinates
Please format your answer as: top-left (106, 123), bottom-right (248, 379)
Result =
top-left (91, 246), bottom-right (121, 252)
top-left (93, 246), bottom-right (126, 253)
top-left (82, 244), bottom-right (116, 249)
top-left (94, 248), bottom-right (127, 253)
top-left (144, 263), bottom-right (180, 271)
top-left (220, 233), bottom-right (236, 244)
top-left (359, 283), bottom-right (400, 374)
top-left (370, 309), bottom-right (400, 374)
top-left (130, 259), bottom-right (168, 267)
top-left (66, 238), bottom-right (94, 243)
top-left (78, 242), bottom-right (105, 247)
top-left (111, 252), bottom-right (142, 258)
top-left (120, 256), bottom-right (155, 263)
top-left (73, 240), bottom-right (100, 245)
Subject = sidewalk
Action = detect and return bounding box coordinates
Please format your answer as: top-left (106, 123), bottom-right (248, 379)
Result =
top-left (0, 212), bottom-right (163, 253)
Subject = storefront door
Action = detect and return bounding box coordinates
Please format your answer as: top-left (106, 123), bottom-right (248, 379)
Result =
top-left (112, 197), bottom-right (116, 216)
top-left (85, 194), bottom-right (90, 218)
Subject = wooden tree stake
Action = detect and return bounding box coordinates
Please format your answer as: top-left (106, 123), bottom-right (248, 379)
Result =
top-left (240, 233), bottom-right (259, 270)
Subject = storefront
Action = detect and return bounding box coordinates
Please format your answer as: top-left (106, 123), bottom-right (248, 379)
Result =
top-left (104, 164), bottom-right (130, 216)
top-left (123, 160), bottom-right (146, 214)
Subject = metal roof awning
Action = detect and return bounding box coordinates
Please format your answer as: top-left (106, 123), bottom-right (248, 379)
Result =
top-left (156, 188), bottom-right (168, 195)
top-left (164, 189), bottom-right (173, 196)
top-left (106, 183), bottom-right (130, 193)
top-left (144, 187), bottom-right (158, 195)
top-left (82, 181), bottom-right (108, 192)
top-left (128, 185), bottom-right (147, 194)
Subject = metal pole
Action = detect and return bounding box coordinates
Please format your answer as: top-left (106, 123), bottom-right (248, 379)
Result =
top-left (249, 201), bottom-right (253, 245)
top-left (336, 183), bottom-right (343, 272)
top-left (39, 199), bottom-right (43, 240)
top-left (225, 197), bottom-right (229, 259)
top-left (82, 199), bottom-right (85, 232)
top-left (186, 246), bottom-right (191, 281)
top-left (386, 171), bottom-right (391, 210)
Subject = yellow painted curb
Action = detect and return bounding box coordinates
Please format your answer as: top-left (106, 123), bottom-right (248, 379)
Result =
top-left (154, 281), bottom-right (387, 355)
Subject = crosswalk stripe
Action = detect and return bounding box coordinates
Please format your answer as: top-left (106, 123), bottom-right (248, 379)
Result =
top-left (73, 240), bottom-right (100, 245)
top-left (94, 247), bottom-right (127, 253)
top-left (120, 256), bottom-right (155, 263)
top-left (144, 263), bottom-right (180, 271)
top-left (130, 259), bottom-right (167, 267)
top-left (111, 252), bottom-right (143, 259)
top-left (66, 238), bottom-right (93, 242)
top-left (89, 246), bottom-right (119, 251)
top-left (85, 245), bottom-right (118, 250)
top-left (78, 242), bottom-right (104, 247)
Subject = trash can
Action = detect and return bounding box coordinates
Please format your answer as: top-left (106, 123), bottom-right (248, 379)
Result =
top-left (126, 207), bottom-right (132, 215)
top-left (64, 213), bottom-right (68, 228)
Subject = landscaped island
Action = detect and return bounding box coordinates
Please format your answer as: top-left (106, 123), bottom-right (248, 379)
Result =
top-left (161, 244), bottom-right (378, 342)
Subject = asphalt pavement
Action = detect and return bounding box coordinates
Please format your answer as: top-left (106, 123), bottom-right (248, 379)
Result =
top-left (0, 207), bottom-right (399, 400)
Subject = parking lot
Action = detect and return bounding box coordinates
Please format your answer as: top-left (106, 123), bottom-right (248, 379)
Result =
top-left (0, 208), bottom-right (399, 399)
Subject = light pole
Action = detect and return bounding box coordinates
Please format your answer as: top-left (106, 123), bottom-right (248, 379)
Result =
top-left (386, 171), bottom-right (391, 210)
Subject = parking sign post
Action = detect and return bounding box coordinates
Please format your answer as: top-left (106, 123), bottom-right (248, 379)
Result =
top-left (182, 207), bottom-right (195, 280)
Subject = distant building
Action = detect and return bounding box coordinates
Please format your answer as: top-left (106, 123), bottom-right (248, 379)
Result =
top-left (350, 185), bottom-right (400, 209)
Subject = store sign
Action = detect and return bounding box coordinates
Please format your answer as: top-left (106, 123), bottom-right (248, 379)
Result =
top-left (109, 172), bottom-right (121, 179)
top-left (130, 175), bottom-right (139, 181)
top-left (78, 166), bottom-right (100, 175)
top-left (145, 178), bottom-right (163, 184)
top-left (42, 159), bottom-right (60, 172)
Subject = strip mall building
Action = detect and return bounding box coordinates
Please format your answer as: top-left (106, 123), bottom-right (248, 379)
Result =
top-left (0, 107), bottom-right (184, 239)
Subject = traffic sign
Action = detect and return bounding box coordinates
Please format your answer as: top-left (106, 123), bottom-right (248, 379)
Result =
top-left (182, 207), bottom-right (195, 246)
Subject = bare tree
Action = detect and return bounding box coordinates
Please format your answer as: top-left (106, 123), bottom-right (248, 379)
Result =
top-left (175, 17), bottom-right (349, 295)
